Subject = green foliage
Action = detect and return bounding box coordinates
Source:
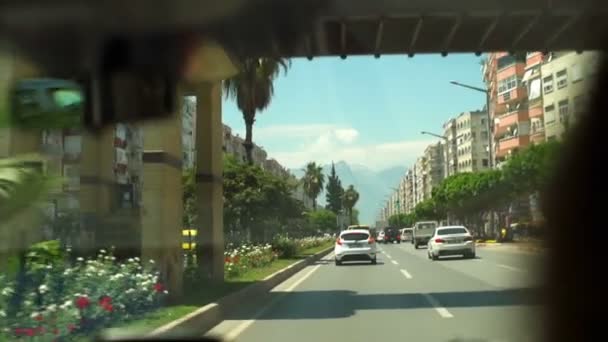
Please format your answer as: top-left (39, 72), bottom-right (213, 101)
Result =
top-left (325, 162), bottom-right (344, 214)
top-left (351, 208), bottom-right (360, 225)
top-left (388, 213), bottom-right (416, 227)
top-left (26, 240), bottom-right (64, 269)
top-left (223, 58), bottom-right (290, 164)
top-left (501, 140), bottom-right (561, 195)
top-left (182, 168), bottom-right (197, 228)
top-left (306, 209), bottom-right (337, 232)
top-left (302, 161), bottom-right (325, 210)
top-left (223, 155), bottom-right (304, 241)
top-left (343, 185), bottom-right (360, 225)
top-left (271, 235), bottom-right (299, 259)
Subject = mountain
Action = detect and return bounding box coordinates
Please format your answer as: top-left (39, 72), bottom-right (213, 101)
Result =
top-left (290, 161), bottom-right (406, 225)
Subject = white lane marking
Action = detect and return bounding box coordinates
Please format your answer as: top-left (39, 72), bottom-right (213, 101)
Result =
top-left (385, 254), bottom-right (392, 259)
top-left (400, 269), bottom-right (413, 279)
top-left (422, 293), bottom-right (453, 318)
top-left (223, 263), bottom-right (323, 340)
top-left (497, 264), bottom-right (525, 272)
top-left (391, 260), bottom-right (399, 265)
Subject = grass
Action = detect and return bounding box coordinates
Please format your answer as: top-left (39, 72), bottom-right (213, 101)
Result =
top-left (115, 242), bottom-right (333, 334)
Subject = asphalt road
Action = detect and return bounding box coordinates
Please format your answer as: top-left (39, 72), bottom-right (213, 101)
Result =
top-left (206, 243), bottom-right (545, 342)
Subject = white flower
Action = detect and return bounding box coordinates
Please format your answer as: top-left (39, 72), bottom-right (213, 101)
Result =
top-left (66, 247), bottom-right (72, 253)
top-left (99, 249), bottom-right (107, 254)
top-left (128, 258), bottom-right (134, 263)
top-left (60, 300), bottom-right (72, 309)
top-left (125, 288), bottom-right (135, 294)
top-left (163, 290), bottom-right (169, 294)
top-left (30, 311), bottom-right (40, 319)
top-left (24, 300), bottom-right (32, 306)
top-left (38, 284), bottom-right (49, 294)
top-left (46, 304), bottom-right (57, 312)
top-left (45, 264), bottom-right (52, 270)
top-left (148, 259), bottom-right (155, 264)
top-left (134, 257), bottom-right (140, 261)
top-left (77, 257), bottom-right (84, 262)
top-left (0, 310), bottom-right (6, 317)
top-left (1, 287), bottom-right (13, 297)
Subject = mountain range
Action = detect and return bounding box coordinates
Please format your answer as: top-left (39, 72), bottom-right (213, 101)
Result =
top-left (290, 161), bottom-right (406, 225)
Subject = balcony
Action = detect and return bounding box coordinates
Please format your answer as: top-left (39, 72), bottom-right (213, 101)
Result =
top-left (528, 104), bottom-right (543, 118)
top-left (496, 135), bottom-right (531, 158)
top-left (497, 86), bottom-right (527, 105)
top-left (494, 110), bottom-right (528, 135)
top-left (497, 63), bottom-right (526, 80)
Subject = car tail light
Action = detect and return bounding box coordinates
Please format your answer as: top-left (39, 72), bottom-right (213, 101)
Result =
top-left (368, 237), bottom-right (375, 244)
top-left (336, 238), bottom-right (343, 245)
top-left (464, 236), bottom-right (473, 241)
top-left (384, 235), bottom-right (389, 240)
top-left (396, 235), bottom-right (401, 240)
top-left (435, 238), bottom-right (445, 243)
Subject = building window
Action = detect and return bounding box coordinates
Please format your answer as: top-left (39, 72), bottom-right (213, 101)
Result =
top-left (558, 99), bottom-right (569, 122)
top-left (544, 104), bottom-right (556, 123)
top-left (481, 131), bottom-right (489, 140)
top-left (543, 75), bottom-right (554, 94)
top-left (556, 69), bottom-right (568, 89)
top-left (482, 159), bottom-right (489, 167)
top-left (498, 75), bottom-right (519, 95)
top-left (571, 64), bottom-right (583, 82)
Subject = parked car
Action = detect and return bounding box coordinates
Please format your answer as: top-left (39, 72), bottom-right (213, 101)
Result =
top-left (412, 221), bottom-right (438, 249)
top-left (335, 229), bottom-right (377, 265)
top-left (427, 226), bottom-right (475, 260)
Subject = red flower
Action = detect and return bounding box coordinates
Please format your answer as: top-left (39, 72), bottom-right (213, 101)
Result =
top-left (53, 328), bottom-right (59, 335)
top-left (224, 256), bottom-right (231, 263)
top-left (67, 324), bottom-right (76, 332)
top-left (103, 304), bottom-right (114, 312)
top-left (153, 283), bottom-right (165, 293)
top-left (34, 314), bottom-right (44, 321)
top-left (25, 328), bottom-right (35, 337)
top-left (233, 256), bottom-right (240, 263)
top-left (75, 296), bottom-right (90, 309)
top-left (98, 295), bottom-right (112, 306)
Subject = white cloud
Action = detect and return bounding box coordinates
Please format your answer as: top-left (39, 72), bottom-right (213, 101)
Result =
top-left (254, 124), bottom-right (434, 171)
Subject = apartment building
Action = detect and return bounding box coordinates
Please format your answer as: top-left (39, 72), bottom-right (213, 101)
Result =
top-left (404, 169), bottom-right (415, 214)
top-left (484, 52), bottom-right (530, 165)
top-left (422, 142), bottom-right (445, 198)
top-left (540, 51), bottom-right (600, 141)
top-left (182, 96), bottom-right (197, 169)
top-left (442, 118), bottom-right (458, 177)
top-left (454, 111), bottom-right (490, 172)
top-left (523, 52), bottom-right (546, 144)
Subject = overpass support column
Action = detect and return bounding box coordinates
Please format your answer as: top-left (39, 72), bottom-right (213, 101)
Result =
top-left (140, 110), bottom-right (184, 300)
top-left (194, 82), bottom-right (224, 282)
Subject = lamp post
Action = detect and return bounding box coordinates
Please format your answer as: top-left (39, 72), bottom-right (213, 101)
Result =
top-left (449, 80), bottom-right (493, 168)
top-left (421, 131), bottom-right (450, 178)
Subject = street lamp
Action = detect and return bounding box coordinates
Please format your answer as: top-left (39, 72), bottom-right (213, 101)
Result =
top-left (449, 80), bottom-right (493, 168)
top-left (421, 131), bottom-right (450, 178)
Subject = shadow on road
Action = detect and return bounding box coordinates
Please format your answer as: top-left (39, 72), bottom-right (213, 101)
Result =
top-left (225, 288), bottom-right (542, 320)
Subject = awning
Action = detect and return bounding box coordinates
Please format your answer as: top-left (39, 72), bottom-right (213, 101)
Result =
top-left (521, 69), bottom-right (533, 83)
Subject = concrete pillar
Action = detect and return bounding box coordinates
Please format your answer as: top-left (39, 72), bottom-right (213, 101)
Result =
top-left (79, 129), bottom-right (114, 252)
top-left (140, 111), bottom-right (184, 299)
top-left (193, 82), bottom-right (224, 282)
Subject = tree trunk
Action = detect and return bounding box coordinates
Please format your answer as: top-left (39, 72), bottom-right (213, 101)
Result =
top-left (312, 199), bottom-right (317, 211)
top-left (349, 208), bottom-right (353, 225)
top-left (243, 114), bottom-right (255, 165)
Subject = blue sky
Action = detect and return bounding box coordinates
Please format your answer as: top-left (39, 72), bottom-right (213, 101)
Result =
top-left (222, 54), bottom-right (486, 171)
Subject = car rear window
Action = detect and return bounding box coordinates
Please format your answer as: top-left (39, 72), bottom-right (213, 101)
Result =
top-left (341, 233), bottom-right (369, 241)
top-left (437, 228), bottom-right (468, 235)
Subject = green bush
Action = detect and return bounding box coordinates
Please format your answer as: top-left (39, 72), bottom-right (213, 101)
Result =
top-left (271, 236), bottom-right (298, 259)
top-left (26, 240), bottom-right (64, 270)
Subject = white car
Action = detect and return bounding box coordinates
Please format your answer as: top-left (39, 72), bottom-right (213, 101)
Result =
top-left (376, 231), bottom-right (385, 243)
top-left (427, 226), bottom-right (475, 260)
top-left (335, 229), bottom-right (377, 265)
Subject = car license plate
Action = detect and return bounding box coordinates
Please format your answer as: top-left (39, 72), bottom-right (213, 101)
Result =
top-left (448, 240), bottom-right (462, 244)
top-left (351, 243), bottom-right (362, 248)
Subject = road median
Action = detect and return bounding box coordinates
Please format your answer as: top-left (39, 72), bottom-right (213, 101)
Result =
top-left (147, 245), bottom-right (333, 338)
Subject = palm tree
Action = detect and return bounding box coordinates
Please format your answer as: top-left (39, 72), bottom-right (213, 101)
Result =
top-left (343, 185), bottom-right (360, 225)
top-left (223, 58), bottom-right (290, 164)
top-left (302, 162), bottom-right (325, 210)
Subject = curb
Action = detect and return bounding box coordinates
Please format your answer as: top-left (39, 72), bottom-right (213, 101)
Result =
top-left (149, 247), bottom-right (334, 338)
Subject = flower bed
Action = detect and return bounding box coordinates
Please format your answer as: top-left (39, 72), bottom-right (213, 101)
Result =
top-left (0, 249), bottom-right (168, 341)
top-left (224, 243), bottom-right (278, 278)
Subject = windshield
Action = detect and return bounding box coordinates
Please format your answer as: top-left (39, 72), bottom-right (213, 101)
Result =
top-left (0, 2), bottom-right (593, 342)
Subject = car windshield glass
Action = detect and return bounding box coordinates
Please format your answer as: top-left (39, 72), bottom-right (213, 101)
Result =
top-left (437, 228), bottom-right (468, 235)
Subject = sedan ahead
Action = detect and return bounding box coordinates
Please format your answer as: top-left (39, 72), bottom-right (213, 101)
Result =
top-left (427, 226), bottom-right (475, 260)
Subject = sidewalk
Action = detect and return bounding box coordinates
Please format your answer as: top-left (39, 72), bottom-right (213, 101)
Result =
top-left (477, 241), bottom-right (545, 253)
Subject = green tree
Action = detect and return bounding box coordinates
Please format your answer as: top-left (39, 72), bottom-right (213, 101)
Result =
top-left (223, 155), bottom-right (304, 242)
top-left (307, 209), bottom-right (337, 233)
top-left (343, 185), bottom-right (360, 225)
top-left (325, 162), bottom-right (344, 214)
top-left (388, 213), bottom-right (416, 227)
top-left (501, 140), bottom-right (561, 195)
top-left (351, 208), bottom-right (360, 225)
top-left (302, 162), bottom-right (325, 210)
top-left (182, 168), bottom-right (197, 228)
top-left (223, 58), bottom-right (290, 164)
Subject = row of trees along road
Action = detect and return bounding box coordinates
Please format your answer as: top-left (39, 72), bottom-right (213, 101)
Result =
top-left (388, 141), bottom-right (561, 236)
top-left (303, 161), bottom-right (360, 228)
